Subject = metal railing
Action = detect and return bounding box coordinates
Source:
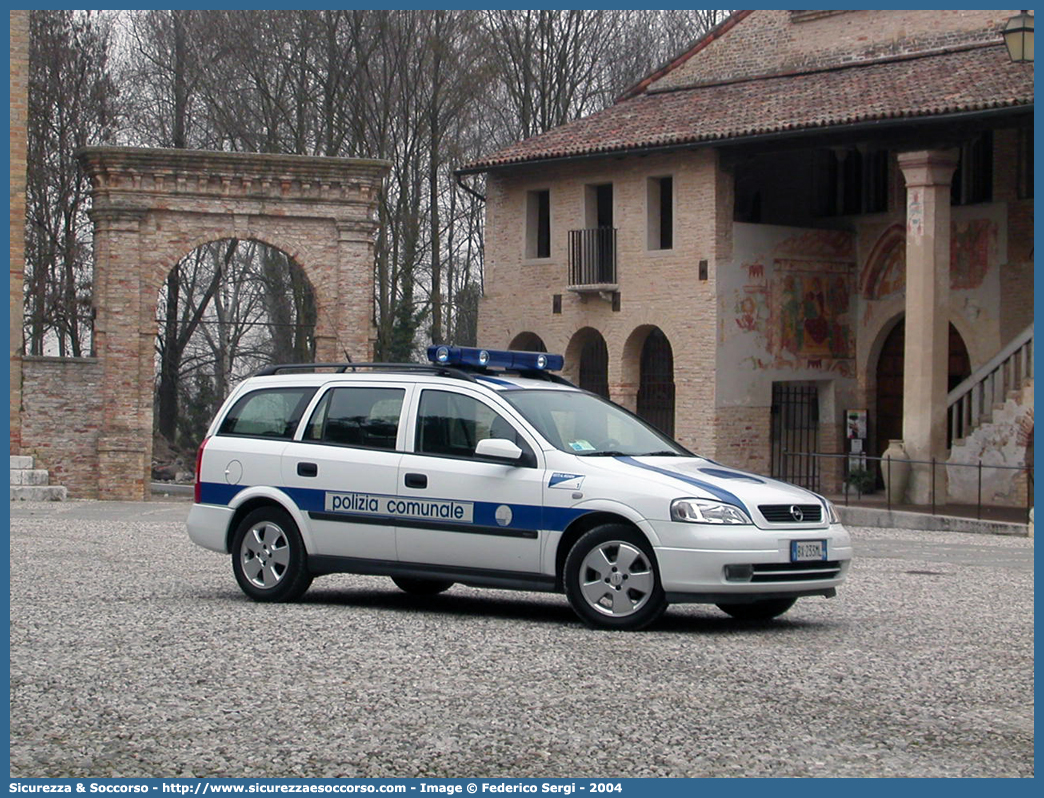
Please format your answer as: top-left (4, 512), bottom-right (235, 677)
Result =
top-left (781, 450), bottom-right (1034, 523)
top-left (948, 324), bottom-right (1033, 444)
top-left (568, 227), bottom-right (617, 287)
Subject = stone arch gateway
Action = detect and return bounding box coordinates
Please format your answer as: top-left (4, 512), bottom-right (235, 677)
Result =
top-left (78, 146), bottom-right (390, 500)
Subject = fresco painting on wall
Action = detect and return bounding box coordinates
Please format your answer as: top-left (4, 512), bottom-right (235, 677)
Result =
top-left (735, 286), bottom-right (769, 334)
top-left (861, 225), bottom-right (906, 301)
top-left (729, 227), bottom-right (855, 375)
top-left (733, 260), bottom-right (770, 340)
top-left (861, 218), bottom-right (994, 302)
top-left (772, 259), bottom-right (854, 365)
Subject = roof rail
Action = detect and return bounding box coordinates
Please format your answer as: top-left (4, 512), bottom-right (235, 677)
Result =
top-left (251, 362), bottom-right (479, 382)
top-left (251, 361), bottom-right (577, 388)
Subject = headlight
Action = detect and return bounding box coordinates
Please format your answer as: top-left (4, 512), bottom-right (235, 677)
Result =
top-left (671, 498), bottom-right (751, 525)
top-left (825, 499), bottom-right (841, 524)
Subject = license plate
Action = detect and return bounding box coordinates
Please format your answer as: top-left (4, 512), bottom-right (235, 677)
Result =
top-left (791, 540), bottom-right (827, 562)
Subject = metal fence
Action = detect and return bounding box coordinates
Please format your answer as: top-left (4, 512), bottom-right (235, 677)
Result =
top-left (770, 383), bottom-right (820, 491)
top-left (781, 450), bottom-right (1034, 523)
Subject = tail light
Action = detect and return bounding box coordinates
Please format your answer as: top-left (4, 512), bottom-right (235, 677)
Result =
top-left (194, 437), bottom-right (210, 504)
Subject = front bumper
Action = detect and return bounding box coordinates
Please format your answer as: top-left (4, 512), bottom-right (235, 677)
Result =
top-left (650, 520), bottom-right (853, 599)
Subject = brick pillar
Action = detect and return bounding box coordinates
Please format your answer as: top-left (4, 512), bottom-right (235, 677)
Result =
top-left (333, 219), bottom-right (378, 362)
top-left (897, 150), bottom-right (958, 505)
top-left (819, 408), bottom-right (843, 494)
top-left (91, 208), bottom-right (152, 501)
top-left (10, 10), bottom-right (30, 454)
top-left (703, 148), bottom-right (733, 462)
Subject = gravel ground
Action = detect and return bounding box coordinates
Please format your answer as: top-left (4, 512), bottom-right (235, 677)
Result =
top-left (9, 501), bottom-right (1034, 778)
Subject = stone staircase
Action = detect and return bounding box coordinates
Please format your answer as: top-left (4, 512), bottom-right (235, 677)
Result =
top-left (948, 324), bottom-right (1032, 444)
top-left (945, 326), bottom-right (1033, 508)
top-left (10, 455), bottom-right (67, 501)
top-left (947, 376), bottom-right (1033, 508)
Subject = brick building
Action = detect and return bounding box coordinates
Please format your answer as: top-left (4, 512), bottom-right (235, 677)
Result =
top-left (460, 9), bottom-right (1034, 505)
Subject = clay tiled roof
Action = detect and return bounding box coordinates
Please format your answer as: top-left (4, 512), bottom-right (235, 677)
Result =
top-left (463, 45), bottom-right (1032, 172)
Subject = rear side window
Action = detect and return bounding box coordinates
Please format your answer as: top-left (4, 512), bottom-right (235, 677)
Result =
top-left (218, 388), bottom-right (317, 439)
top-left (303, 387), bottom-right (405, 451)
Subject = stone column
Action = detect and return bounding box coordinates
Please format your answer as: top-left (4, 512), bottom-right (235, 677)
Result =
top-left (91, 207), bottom-right (152, 501)
top-left (897, 149), bottom-right (958, 505)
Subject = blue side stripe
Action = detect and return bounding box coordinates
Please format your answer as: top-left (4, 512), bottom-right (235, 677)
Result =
top-left (615, 456), bottom-right (749, 516)
top-left (198, 482), bottom-right (587, 533)
top-left (199, 482), bottom-right (247, 506)
top-left (545, 505), bottom-right (588, 531)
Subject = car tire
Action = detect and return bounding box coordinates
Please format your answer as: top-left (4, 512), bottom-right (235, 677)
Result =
top-left (716, 597), bottom-right (797, 620)
top-left (231, 506), bottom-right (313, 602)
top-left (564, 524), bottom-right (667, 630)
top-left (391, 576), bottom-right (454, 595)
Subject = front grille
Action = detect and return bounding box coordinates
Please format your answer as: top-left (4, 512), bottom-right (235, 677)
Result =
top-left (758, 504), bottom-right (822, 523)
top-left (750, 561), bottom-right (841, 583)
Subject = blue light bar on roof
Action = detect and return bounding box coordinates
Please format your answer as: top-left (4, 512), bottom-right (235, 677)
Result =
top-left (426, 345), bottom-right (564, 372)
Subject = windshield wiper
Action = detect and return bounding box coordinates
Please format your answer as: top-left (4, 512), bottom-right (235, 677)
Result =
top-left (577, 451), bottom-right (627, 457)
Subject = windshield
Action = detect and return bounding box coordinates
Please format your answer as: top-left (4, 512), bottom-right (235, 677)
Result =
top-left (503, 389), bottom-right (690, 457)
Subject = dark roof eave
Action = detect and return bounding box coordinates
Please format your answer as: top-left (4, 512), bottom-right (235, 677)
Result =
top-left (456, 102), bottom-right (1032, 177)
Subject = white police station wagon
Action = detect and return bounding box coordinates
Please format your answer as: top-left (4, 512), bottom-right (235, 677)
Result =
top-left (188, 346), bottom-right (852, 630)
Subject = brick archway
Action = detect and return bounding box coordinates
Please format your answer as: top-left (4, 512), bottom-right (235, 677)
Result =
top-left (508, 331), bottom-right (547, 352)
top-left (564, 327), bottom-right (609, 399)
top-left (78, 146), bottom-right (390, 500)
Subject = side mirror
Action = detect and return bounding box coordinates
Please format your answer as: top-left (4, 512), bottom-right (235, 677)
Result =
top-left (475, 437), bottom-right (523, 463)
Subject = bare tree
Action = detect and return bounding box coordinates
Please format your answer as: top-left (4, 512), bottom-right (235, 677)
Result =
top-left (24, 10), bottom-right (117, 357)
top-left (119, 9), bottom-right (220, 149)
top-left (361, 11), bottom-right (435, 360)
top-left (122, 10), bottom-right (225, 442)
top-left (607, 10), bottom-right (731, 98)
top-left (479, 11), bottom-right (620, 145)
top-left (257, 248), bottom-right (316, 364)
top-left (154, 240), bottom-right (232, 441)
top-left (160, 239), bottom-right (317, 449)
top-left (417, 10), bottom-right (489, 345)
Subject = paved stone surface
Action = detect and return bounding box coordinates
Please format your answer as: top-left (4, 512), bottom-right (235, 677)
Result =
top-left (9, 501), bottom-right (1034, 778)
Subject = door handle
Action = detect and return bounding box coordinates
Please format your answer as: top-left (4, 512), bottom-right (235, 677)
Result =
top-left (404, 473), bottom-right (427, 489)
top-left (297, 462), bottom-right (318, 478)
